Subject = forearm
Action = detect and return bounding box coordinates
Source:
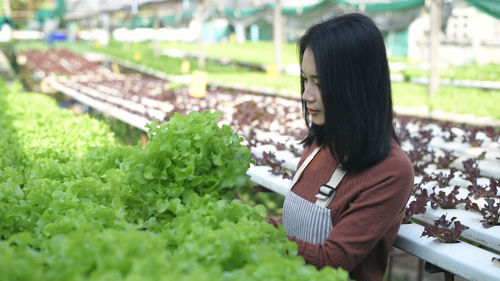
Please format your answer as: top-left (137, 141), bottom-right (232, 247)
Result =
top-left (289, 235), bottom-right (349, 270)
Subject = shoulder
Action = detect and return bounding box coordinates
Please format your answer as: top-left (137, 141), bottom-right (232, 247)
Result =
top-left (353, 140), bottom-right (414, 195)
top-left (383, 140), bottom-right (414, 180)
top-left (297, 141), bottom-right (321, 168)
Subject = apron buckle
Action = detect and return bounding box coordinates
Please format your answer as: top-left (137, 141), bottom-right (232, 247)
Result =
top-left (318, 184), bottom-right (335, 196)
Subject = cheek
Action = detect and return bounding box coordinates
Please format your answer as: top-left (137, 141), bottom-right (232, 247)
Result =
top-left (317, 93), bottom-right (325, 109)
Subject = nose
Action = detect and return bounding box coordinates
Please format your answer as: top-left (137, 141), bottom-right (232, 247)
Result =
top-left (302, 82), bottom-right (316, 103)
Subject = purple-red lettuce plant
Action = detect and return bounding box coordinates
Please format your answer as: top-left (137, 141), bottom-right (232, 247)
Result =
top-left (421, 214), bottom-right (469, 243)
top-left (432, 168), bottom-right (457, 188)
top-left (462, 158), bottom-right (480, 185)
top-left (436, 150), bottom-right (458, 169)
top-left (403, 189), bottom-right (431, 224)
top-left (430, 186), bottom-right (471, 209)
top-left (465, 198), bottom-right (500, 228)
top-left (254, 151), bottom-right (292, 180)
top-left (467, 179), bottom-right (499, 199)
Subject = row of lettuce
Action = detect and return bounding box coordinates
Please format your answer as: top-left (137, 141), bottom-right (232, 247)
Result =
top-left (6, 42), bottom-right (500, 120)
top-left (60, 41), bottom-right (500, 120)
top-left (79, 40), bottom-right (500, 82)
top-left (0, 79), bottom-right (348, 281)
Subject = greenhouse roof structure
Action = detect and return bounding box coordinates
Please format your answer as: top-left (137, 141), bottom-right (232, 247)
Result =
top-left (56, 0), bottom-right (500, 22)
top-left (63, 0), bottom-right (166, 19)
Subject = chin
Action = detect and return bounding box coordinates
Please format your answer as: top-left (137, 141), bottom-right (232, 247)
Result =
top-left (311, 118), bottom-right (325, 126)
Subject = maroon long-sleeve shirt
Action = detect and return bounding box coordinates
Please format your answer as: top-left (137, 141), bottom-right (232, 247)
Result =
top-left (270, 140), bottom-right (413, 281)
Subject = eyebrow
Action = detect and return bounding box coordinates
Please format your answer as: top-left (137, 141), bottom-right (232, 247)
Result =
top-left (300, 70), bottom-right (319, 79)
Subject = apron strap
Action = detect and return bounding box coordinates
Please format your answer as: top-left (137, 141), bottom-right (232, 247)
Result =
top-left (314, 166), bottom-right (347, 208)
top-left (288, 146), bottom-right (321, 190)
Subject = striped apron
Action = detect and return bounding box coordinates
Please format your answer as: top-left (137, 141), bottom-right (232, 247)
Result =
top-left (282, 146), bottom-right (347, 244)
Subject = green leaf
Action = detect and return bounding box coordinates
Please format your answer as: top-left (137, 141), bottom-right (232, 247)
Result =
top-left (254, 204), bottom-right (267, 217)
top-left (211, 153), bottom-right (223, 166)
top-left (144, 166), bottom-right (156, 180)
top-left (156, 199), bottom-right (168, 214)
top-left (7, 232), bottom-right (32, 247)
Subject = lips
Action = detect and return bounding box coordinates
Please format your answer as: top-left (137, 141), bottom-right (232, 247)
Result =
top-left (308, 108), bottom-right (320, 115)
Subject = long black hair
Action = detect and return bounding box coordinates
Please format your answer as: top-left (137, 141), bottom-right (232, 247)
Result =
top-left (299, 13), bottom-right (399, 173)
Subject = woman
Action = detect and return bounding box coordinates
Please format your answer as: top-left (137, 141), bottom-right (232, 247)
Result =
top-left (269, 13), bottom-right (414, 281)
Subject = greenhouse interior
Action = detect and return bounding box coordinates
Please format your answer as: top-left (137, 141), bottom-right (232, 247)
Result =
top-left (0, 0), bottom-right (499, 281)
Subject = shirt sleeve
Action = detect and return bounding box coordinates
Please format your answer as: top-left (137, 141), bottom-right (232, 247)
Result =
top-left (289, 164), bottom-right (413, 271)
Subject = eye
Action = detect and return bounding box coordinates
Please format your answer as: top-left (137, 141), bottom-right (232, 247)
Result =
top-left (301, 75), bottom-right (308, 83)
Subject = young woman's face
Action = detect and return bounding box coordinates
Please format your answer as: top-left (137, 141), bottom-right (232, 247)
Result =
top-left (301, 47), bottom-right (325, 126)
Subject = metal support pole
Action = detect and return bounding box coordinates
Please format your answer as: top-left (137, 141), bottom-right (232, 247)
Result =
top-left (197, 0), bottom-right (206, 69)
top-left (273, 0), bottom-right (282, 76)
top-left (3, 0), bottom-right (12, 18)
top-left (425, 261), bottom-right (455, 281)
top-left (429, 0), bottom-right (442, 96)
top-left (417, 258), bottom-right (424, 281)
top-left (153, 8), bottom-right (160, 58)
